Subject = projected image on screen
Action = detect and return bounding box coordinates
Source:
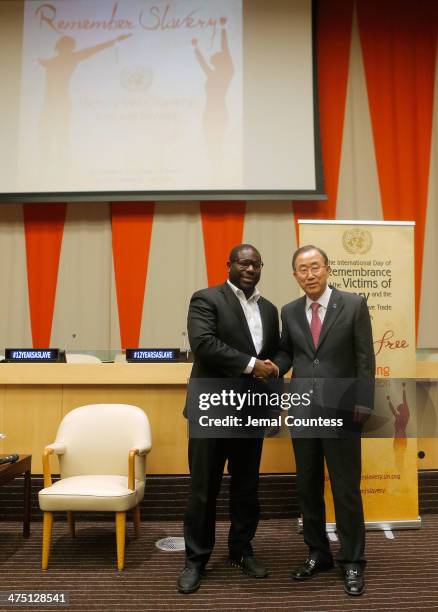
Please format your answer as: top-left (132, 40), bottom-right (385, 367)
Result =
top-left (18, 0), bottom-right (243, 192)
top-left (0, 0), bottom-right (320, 198)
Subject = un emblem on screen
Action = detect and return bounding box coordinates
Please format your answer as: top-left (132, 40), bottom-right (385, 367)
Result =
top-left (342, 228), bottom-right (373, 255)
top-left (120, 66), bottom-right (153, 91)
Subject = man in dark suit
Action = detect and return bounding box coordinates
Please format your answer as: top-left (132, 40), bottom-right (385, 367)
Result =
top-left (178, 244), bottom-right (280, 594)
top-left (275, 245), bottom-right (375, 597)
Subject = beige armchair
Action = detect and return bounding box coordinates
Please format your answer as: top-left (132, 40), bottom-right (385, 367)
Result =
top-left (38, 403), bottom-right (151, 570)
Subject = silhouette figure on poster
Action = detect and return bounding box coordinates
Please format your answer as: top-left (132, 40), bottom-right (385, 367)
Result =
top-left (386, 382), bottom-right (410, 438)
top-left (38, 34), bottom-right (131, 178)
top-left (192, 17), bottom-right (234, 180)
top-left (386, 382), bottom-right (411, 470)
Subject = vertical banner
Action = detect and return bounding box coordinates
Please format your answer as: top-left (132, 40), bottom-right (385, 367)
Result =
top-left (200, 201), bottom-right (246, 287)
top-left (111, 202), bottom-right (155, 349)
top-left (299, 220), bottom-right (419, 526)
top-left (24, 203), bottom-right (67, 348)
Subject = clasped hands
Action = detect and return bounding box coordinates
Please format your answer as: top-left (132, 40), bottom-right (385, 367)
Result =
top-left (253, 359), bottom-right (279, 380)
top-left (353, 405), bottom-right (372, 424)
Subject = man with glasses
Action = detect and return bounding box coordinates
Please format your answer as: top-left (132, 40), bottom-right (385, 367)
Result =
top-left (274, 245), bottom-right (375, 596)
top-left (178, 244), bottom-right (280, 594)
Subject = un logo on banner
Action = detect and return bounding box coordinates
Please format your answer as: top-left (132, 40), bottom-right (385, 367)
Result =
top-left (342, 228), bottom-right (373, 255)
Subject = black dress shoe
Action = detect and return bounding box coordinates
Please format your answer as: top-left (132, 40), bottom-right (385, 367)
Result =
top-left (344, 568), bottom-right (364, 596)
top-left (177, 565), bottom-right (203, 594)
top-left (292, 557), bottom-right (334, 580)
top-left (229, 555), bottom-right (268, 578)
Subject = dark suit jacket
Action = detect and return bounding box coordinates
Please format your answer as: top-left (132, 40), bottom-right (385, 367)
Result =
top-left (275, 287), bottom-right (375, 410)
top-left (188, 282), bottom-right (280, 379)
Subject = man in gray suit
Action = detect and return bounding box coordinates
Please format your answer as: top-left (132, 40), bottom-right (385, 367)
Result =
top-left (275, 245), bottom-right (375, 596)
top-left (178, 244), bottom-right (280, 594)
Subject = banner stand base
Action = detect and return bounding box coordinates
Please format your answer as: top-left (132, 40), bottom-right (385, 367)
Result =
top-left (297, 517), bottom-right (422, 533)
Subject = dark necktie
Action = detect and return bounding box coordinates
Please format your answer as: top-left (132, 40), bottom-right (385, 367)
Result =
top-left (310, 302), bottom-right (322, 348)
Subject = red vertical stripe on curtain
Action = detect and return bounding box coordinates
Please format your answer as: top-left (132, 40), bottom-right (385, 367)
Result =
top-left (111, 203), bottom-right (155, 348)
top-left (357, 0), bottom-right (438, 333)
top-left (23, 203), bottom-right (67, 347)
top-left (293, 0), bottom-right (354, 242)
top-left (200, 201), bottom-right (246, 286)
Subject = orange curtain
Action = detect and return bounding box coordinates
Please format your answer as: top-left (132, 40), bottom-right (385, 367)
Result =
top-left (357, 0), bottom-right (438, 332)
top-left (23, 203), bottom-right (66, 347)
top-left (111, 203), bottom-right (155, 348)
top-left (293, 0), bottom-right (354, 242)
top-left (200, 201), bottom-right (246, 286)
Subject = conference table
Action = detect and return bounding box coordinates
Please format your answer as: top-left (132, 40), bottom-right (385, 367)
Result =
top-left (0, 362), bottom-right (436, 474)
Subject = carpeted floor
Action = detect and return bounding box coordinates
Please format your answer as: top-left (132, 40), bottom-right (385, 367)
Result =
top-left (1, 516), bottom-right (438, 611)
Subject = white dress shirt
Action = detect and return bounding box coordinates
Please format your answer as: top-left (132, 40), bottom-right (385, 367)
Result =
top-left (227, 280), bottom-right (263, 373)
top-left (305, 285), bottom-right (332, 325)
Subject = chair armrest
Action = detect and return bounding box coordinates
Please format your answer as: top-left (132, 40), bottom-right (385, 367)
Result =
top-left (128, 444), bottom-right (151, 490)
top-left (132, 442), bottom-right (151, 456)
top-left (46, 443), bottom-right (67, 455)
top-left (42, 443), bottom-right (66, 488)
top-left (128, 450), bottom-right (138, 491)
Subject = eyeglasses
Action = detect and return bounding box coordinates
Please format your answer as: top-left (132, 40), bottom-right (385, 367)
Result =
top-left (295, 264), bottom-right (327, 277)
top-left (233, 259), bottom-right (264, 271)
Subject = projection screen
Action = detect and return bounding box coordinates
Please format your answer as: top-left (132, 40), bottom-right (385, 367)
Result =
top-left (0, 0), bottom-right (323, 201)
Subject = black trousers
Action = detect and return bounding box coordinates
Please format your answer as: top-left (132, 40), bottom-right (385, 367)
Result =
top-left (184, 437), bottom-right (264, 568)
top-left (292, 437), bottom-right (365, 567)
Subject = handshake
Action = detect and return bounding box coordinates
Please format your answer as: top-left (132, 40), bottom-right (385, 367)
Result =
top-left (253, 359), bottom-right (279, 380)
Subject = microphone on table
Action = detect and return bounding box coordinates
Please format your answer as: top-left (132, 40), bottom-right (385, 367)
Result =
top-left (65, 333), bottom-right (77, 351)
top-left (0, 454), bottom-right (19, 465)
top-left (181, 331), bottom-right (191, 361)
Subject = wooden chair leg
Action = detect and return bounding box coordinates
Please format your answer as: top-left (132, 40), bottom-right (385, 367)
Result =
top-left (42, 512), bottom-right (53, 570)
top-left (115, 512), bottom-right (126, 571)
top-left (132, 505), bottom-right (141, 539)
top-left (67, 511), bottom-right (75, 537)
